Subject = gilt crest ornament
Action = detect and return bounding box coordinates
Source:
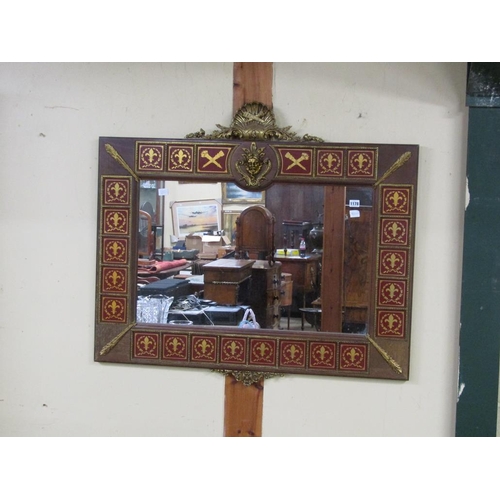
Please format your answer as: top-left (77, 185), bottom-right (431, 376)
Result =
top-left (187, 102), bottom-right (324, 142)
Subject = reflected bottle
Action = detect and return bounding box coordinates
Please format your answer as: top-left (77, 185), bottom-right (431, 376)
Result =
top-left (299, 237), bottom-right (306, 258)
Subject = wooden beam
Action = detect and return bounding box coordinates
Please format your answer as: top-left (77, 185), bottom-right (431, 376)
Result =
top-left (223, 62), bottom-right (273, 437)
top-left (233, 62), bottom-right (273, 110)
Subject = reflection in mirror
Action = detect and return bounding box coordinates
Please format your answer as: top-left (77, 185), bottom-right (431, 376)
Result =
top-left (135, 180), bottom-right (373, 335)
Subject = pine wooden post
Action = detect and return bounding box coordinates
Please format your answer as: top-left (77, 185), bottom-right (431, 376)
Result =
top-left (223, 62), bottom-right (273, 437)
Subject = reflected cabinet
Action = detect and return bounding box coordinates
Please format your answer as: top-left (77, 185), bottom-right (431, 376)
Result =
top-left (95, 103), bottom-right (418, 382)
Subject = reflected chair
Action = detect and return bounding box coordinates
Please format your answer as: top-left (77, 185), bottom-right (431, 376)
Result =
top-left (235, 205), bottom-right (275, 263)
top-left (138, 210), bottom-right (154, 259)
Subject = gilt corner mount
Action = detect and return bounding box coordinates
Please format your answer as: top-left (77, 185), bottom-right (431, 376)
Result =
top-left (95, 102), bottom-right (419, 383)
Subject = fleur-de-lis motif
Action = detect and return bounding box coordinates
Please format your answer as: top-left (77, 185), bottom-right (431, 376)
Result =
top-left (318, 346), bottom-right (327, 360)
top-left (170, 337), bottom-right (181, 352)
top-left (199, 339), bottom-right (209, 354)
top-left (385, 314), bottom-right (398, 329)
top-left (386, 253), bottom-right (400, 269)
top-left (389, 191), bottom-right (404, 207)
top-left (109, 271), bottom-right (120, 285)
top-left (386, 283), bottom-right (398, 299)
top-left (141, 336), bottom-right (153, 351)
top-left (111, 182), bottom-right (122, 198)
top-left (257, 342), bottom-right (268, 357)
top-left (389, 222), bottom-right (401, 237)
top-left (145, 148), bottom-right (157, 163)
top-left (347, 348), bottom-right (359, 363)
top-left (110, 242), bottom-right (121, 256)
top-left (353, 153), bottom-right (368, 169)
top-left (228, 341), bottom-right (239, 355)
top-left (110, 213), bottom-right (122, 227)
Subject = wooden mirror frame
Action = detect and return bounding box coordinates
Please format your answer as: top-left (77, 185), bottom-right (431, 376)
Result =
top-left (95, 103), bottom-right (418, 382)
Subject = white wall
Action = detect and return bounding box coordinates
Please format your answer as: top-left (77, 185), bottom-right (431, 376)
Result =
top-left (0, 62), bottom-right (467, 436)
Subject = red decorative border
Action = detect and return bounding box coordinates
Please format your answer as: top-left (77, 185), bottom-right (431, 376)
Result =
top-left (316, 149), bottom-right (344, 177)
top-left (377, 279), bottom-right (407, 308)
top-left (380, 218), bottom-right (410, 246)
top-left (220, 337), bottom-right (247, 364)
top-left (101, 267), bottom-right (128, 294)
top-left (100, 296), bottom-right (127, 323)
top-left (279, 340), bottom-right (307, 368)
top-left (249, 338), bottom-right (277, 366)
top-left (103, 177), bottom-right (131, 205)
top-left (381, 186), bottom-right (411, 216)
top-left (277, 147), bottom-right (313, 176)
top-left (339, 343), bottom-right (368, 371)
top-left (96, 138), bottom-right (418, 381)
top-left (133, 332), bottom-right (160, 359)
top-left (101, 237), bottom-right (129, 264)
top-left (162, 333), bottom-right (189, 361)
top-left (376, 310), bottom-right (406, 338)
top-left (191, 335), bottom-right (218, 362)
top-left (137, 143), bottom-right (165, 172)
top-left (196, 146), bottom-right (232, 173)
top-left (309, 342), bottom-right (337, 369)
top-left (103, 208), bottom-right (130, 235)
top-left (347, 150), bottom-right (376, 178)
top-left (167, 144), bottom-right (194, 173)
top-left (378, 249), bottom-right (408, 277)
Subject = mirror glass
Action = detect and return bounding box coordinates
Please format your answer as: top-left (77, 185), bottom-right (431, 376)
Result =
top-left (134, 180), bottom-right (373, 335)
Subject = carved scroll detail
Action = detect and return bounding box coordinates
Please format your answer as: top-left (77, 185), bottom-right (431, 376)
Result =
top-left (214, 369), bottom-right (284, 386)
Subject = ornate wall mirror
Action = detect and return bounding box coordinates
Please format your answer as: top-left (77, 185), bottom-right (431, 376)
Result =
top-left (95, 103), bottom-right (418, 382)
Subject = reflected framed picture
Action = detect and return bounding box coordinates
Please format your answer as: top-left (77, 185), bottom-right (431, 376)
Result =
top-left (171, 199), bottom-right (221, 238)
top-left (222, 183), bottom-right (265, 204)
top-left (222, 210), bottom-right (242, 245)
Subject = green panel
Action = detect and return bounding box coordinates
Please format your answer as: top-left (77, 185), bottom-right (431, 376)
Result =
top-left (456, 107), bottom-right (500, 436)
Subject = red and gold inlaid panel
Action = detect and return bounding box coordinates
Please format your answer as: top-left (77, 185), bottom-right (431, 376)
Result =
top-left (380, 218), bottom-right (410, 246)
top-left (377, 279), bottom-right (407, 308)
top-left (101, 237), bottom-right (129, 264)
top-left (316, 149), bottom-right (344, 177)
top-left (100, 296), bottom-right (127, 323)
top-left (137, 143), bottom-right (164, 172)
top-left (167, 144), bottom-right (194, 173)
top-left (279, 341), bottom-right (307, 368)
top-left (196, 146), bottom-right (232, 173)
top-left (133, 332), bottom-right (160, 359)
top-left (162, 333), bottom-right (188, 361)
top-left (339, 343), bottom-right (368, 372)
top-left (309, 342), bottom-right (337, 369)
top-left (101, 267), bottom-right (128, 294)
top-left (347, 150), bottom-right (376, 178)
top-left (249, 338), bottom-right (277, 366)
top-left (103, 177), bottom-right (131, 205)
top-left (377, 310), bottom-right (406, 338)
top-left (220, 337), bottom-right (247, 365)
top-left (381, 186), bottom-right (412, 215)
top-left (277, 147), bottom-right (313, 176)
top-left (378, 249), bottom-right (408, 277)
top-left (191, 335), bottom-right (217, 362)
top-left (103, 209), bottom-right (130, 235)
